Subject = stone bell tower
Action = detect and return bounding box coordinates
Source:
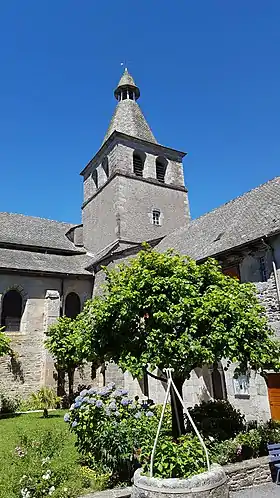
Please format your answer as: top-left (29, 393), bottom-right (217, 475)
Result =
top-left (81, 68), bottom-right (190, 259)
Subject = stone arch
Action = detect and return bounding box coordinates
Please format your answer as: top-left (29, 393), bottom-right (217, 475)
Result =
top-left (133, 150), bottom-right (146, 177)
top-left (156, 156), bottom-right (168, 183)
top-left (64, 292), bottom-right (81, 319)
top-left (1, 285), bottom-right (27, 332)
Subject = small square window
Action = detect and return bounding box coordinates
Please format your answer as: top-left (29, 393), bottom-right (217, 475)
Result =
top-left (152, 210), bottom-right (161, 226)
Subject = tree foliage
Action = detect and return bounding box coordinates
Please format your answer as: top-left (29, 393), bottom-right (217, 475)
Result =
top-left (78, 246), bottom-right (280, 435)
top-left (0, 328), bottom-right (11, 357)
top-left (82, 247), bottom-right (280, 374)
top-left (45, 316), bottom-right (93, 399)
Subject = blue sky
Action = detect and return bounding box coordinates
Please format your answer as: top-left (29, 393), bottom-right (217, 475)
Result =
top-left (0, 1), bottom-right (279, 223)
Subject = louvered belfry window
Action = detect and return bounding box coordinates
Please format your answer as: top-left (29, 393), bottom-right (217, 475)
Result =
top-left (133, 153), bottom-right (144, 177)
top-left (156, 158), bottom-right (166, 183)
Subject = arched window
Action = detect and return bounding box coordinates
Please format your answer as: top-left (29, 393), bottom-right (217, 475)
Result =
top-left (65, 292), bottom-right (81, 319)
top-left (133, 151), bottom-right (144, 177)
top-left (102, 157), bottom-right (109, 178)
top-left (1, 290), bottom-right (23, 332)
top-left (156, 157), bottom-right (167, 183)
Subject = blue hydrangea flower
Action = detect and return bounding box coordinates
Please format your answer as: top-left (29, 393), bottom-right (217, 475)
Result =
top-left (108, 402), bottom-right (117, 410)
top-left (112, 389), bottom-right (123, 398)
top-left (75, 396), bottom-right (83, 403)
top-left (121, 398), bottom-right (130, 406)
top-left (89, 398), bottom-right (96, 405)
top-left (98, 387), bottom-right (110, 397)
top-left (96, 400), bottom-right (103, 408)
top-left (120, 389), bottom-right (128, 396)
top-left (82, 396), bottom-right (90, 404)
top-left (105, 408), bottom-right (111, 416)
top-left (72, 420), bottom-right (78, 428)
top-left (88, 387), bottom-right (97, 395)
top-left (146, 411), bottom-right (154, 417)
top-left (134, 412), bottom-right (142, 419)
top-left (107, 382), bottom-right (116, 390)
top-left (74, 401), bottom-right (82, 409)
top-left (64, 413), bottom-right (70, 422)
top-left (80, 389), bottom-right (88, 397)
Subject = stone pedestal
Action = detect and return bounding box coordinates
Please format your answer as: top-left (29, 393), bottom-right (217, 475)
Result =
top-left (132, 465), bottom-right (229, 498)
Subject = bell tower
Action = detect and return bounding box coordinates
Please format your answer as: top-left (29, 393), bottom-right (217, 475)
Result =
top-left (81, 69), bottom-right (190, 258)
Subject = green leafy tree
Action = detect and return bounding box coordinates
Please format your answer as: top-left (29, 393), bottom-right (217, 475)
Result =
top-left (45, 316), bottom-right (92, 400)
top-left (80, 247), bottom-right (280, 437)
top-left (0, 327), bottom-right (12, 357)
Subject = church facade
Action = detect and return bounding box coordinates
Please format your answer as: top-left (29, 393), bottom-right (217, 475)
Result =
top-left (0, 69), bottom-right (280, 421)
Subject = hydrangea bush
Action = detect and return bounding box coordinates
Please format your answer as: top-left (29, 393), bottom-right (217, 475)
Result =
top-left (65, 383), bottom-right (158, 482)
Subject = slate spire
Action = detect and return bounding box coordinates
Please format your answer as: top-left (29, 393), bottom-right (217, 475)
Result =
top-left (102, 68), bottom-right (157, 145)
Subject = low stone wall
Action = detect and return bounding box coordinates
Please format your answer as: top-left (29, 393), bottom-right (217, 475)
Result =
top-left (224, 456), bottom-right (271, 492)
top-left (79, 487), bottom-right (132, 498)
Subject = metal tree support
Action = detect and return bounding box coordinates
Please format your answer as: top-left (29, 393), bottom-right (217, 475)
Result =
top-left (150, 368), bottom-right (210, 478)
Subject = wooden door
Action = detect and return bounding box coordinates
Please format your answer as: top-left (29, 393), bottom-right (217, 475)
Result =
top-left (267, 374), bottom-right (280, 421)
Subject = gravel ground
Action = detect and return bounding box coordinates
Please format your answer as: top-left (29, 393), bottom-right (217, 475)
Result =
top-left (232, 483), bottom-right (280, 497)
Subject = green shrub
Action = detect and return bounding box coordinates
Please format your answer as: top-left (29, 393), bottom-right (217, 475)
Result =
top-left (20, 387), bottom-right (61, 417)
top-left (79, 467), bottom-right (111, 491)
top-left (0, 392), bottom-right (21, 414)
top-left (211, 420), bottom-right (280, 465)
top-left (139, 434), bottom-right (207, 479)
top-left (65, 384), bottom-right (159, 483)
top-left (186, 400), bottom-right (246, 442)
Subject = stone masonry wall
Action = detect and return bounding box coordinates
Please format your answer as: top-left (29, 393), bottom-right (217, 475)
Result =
top-left (0, 274), bottom-right (92, 398)
top-left (224, 456), bottom-right (272, 492)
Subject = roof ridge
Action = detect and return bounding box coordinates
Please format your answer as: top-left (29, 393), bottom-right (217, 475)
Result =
top-left (0, 211), bottom-right (76, 226)
top-left (192, 175), bottom-right (280, 223)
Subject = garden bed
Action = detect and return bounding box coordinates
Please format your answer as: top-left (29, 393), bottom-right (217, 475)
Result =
top-left (0, 410), bottom-right (104, 497)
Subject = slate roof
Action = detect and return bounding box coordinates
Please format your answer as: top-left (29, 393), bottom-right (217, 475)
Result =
top-left (158, 176), bottom-right (280, 260)
top-left (102, 99), bottom-right (157, 145)
top-left (0, 212), bottom-right (82, 253)
top-left (117, 68), bottom-right (138, 88)
top-left (0, 247), bottom-right (92, 276)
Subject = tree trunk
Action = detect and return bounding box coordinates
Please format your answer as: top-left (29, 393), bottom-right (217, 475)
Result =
top-left (171, 377), bottom-right (185, 439)
top-left (57, 367), bottom-right (66, 397)
top-left (68, 367), bottom-right (75, 402)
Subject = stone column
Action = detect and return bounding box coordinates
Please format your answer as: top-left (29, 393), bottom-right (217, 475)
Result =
top-left (41, 290), bottom-right (61, 387)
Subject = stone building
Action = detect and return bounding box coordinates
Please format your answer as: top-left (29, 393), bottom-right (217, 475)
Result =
top-left (0, 69), bottom-right (279, 421)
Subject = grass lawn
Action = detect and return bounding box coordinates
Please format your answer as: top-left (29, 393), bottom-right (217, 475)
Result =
top-left (0, 410), bottom-right (101, 498)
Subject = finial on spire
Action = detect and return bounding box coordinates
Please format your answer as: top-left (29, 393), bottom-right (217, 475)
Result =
top-left (114, 67), bottom-right (140, 101)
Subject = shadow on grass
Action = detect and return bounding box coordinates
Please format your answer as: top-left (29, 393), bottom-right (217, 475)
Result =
top-left (0, 413), bottom-right (23, 420)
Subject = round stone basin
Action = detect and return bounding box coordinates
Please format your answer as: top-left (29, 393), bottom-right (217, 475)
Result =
top-left (132, 464), bottom-right (229, 498)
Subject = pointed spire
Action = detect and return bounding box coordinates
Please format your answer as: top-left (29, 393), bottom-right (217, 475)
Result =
top-left (114, 68), bottom-right (140, 100)
top-left (102, 69), bottom-right (157, 145)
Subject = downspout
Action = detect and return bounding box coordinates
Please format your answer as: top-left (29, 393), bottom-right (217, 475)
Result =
top-left (262, 237), bottom-right (280, 310)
